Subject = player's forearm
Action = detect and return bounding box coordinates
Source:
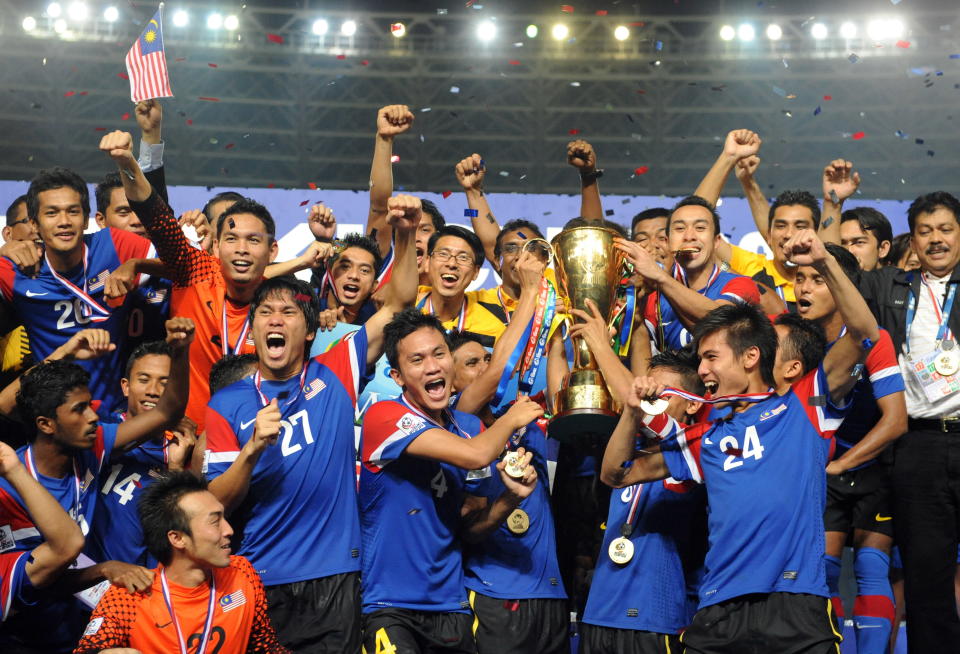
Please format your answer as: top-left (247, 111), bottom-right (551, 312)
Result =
top-left (740, 175), bottom-right (770, 240)
top-left (381, 227), bottom-right (417, 312)
top-left (208, 448), bottom-right (261, 514)
top-left (658, 276), bottom-right (726, 328)
top-left (579, 177), bottom-right (604, 221)
top-left (600, 407), bottom-right (641, 487)
top-left (461, 491), bottom-right (523, 544)
top-left (832, 402), bottom-right (907, 472)
top-left (367, 135), bottom-right (395, 256)
top-left (152, 348), bottom-right (190, 428)
top-left (115, 155), bottom-right (152, 204)
top-left (546, 331), bottom-right (568, 413)
top-left (629, 322), bottom-right (651, 376)
top-left (465, 188), bottom-right (501, 268)
top-left (264, 257), bottom-right (310, 279)
top-left (815, 256), bottom-right (878, 344)
top-left (127, 192), bottom-right (195, 284)
top-left (694, 152), bottom-right (737, 207)
top-left (464, 419), bottom-right (520, 470)
top-left (6, 466), bottom-right (83, 563)
top-left (819, 198), bottom-right (842, 245)
top-left (590, 341), bottom-right (634, 406)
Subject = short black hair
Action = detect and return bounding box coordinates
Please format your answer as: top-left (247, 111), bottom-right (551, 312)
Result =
top-left (217, 198), bottom-right (277, 241)
top-left (883, 233), bottom-right (913, 268)
top-left (448, 330), bottom-right (484, 354)
top-left (419, 199), bottom-right (446, 232)
top-left (250, 276), bottom-right (319, 339)
top-left (774, 313), bottom-right (827, 376)
top-left (384, 308), bottom-right (450, 370)
top-left (769, 190), bottom-right (821, 231)
top-left (824, 243), bottom-right (861, 285)
top-left (94, 173), bottom-right (123, 215)
top-left (5, 195), bottom-right (27, 226)
top-left (202, 191), bottom-right (244, 223)
top-left (124, 340), bottom-right (172, 379)
top-left (840, 207), bottom-right (893, 248)
top-left (138, 471), bottom-right (209, 566)
top-left (427, 225), bottom-right (484, 266)
top-left (906, 191), bottom-right (960, 234)
top-left (649, 348), bottom-right (705, 396)
top-left (561, 217), bottom-right (629, 238)
top-left (17, 361), bottom-right (91, 437)
top-left (692, 303), bottom-right (778, 388)
top-left (670, 196), bottom-right (720, 238)
top-left (210, 353), bottom-right (258, 395)
top-left (631, 207), bottom-right (670, 236)
top-left (494, 219), bottom-right (545, 259)
top-left (26, 167), bottom-right (90, 222)
top-left (335, 233), bottom-right (383, 273)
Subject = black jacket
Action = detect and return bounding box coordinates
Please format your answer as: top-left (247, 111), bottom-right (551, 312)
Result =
top-left (859, 265), bottom-right (960, 356)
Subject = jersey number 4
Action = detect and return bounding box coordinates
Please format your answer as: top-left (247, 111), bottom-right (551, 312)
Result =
top-left (100, 464), bottom-right (142, 505)
top-left (719, 425), bottom-right (764, 472)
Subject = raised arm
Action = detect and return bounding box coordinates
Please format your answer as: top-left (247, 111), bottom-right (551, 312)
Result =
top-left (599, 378), bottom-right (672, 487)
top-left (367, 105), bottom-right (414, 257)
top-left (734, 155), bottom-right (770, 240)
top-left (819, 159), bottom-right (861, 245)
top-left (567, 140), bottom-right (603, 220)
top-left (455, 153), bottom-right (500, 269)
top-left (136, 98), bottom-right (168, 203)
top-left (694, 129), bottom-right (761, 207)
top-left (567, 299), bottom-right (634, 404)
top-left (545, 330), bottom-right (567, 414)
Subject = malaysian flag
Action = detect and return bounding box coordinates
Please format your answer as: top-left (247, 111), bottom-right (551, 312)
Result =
top-left (125, 6), bottom-right (173, 103)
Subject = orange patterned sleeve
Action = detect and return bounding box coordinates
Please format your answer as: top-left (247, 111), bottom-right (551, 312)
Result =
top-left (232, 556), bottom-right (290, 654)
top-left (73, 584), bottom-right (141, 653)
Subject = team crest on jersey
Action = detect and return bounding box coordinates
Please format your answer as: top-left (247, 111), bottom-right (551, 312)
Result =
top-left (304, 379), bottom-right (326, 400)
top-left (219, 589), bottom-right (247, 612)
top-left (88, 270), bottom-right (110, 292)
top-left (759, 404), bottom-right (787, 422)
top-left (397, 412), bottom-right (426, 435)
top-left (0, 524), bottom-right (15, 552)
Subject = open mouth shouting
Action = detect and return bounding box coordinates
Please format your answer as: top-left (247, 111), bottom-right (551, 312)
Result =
top-left (703, 380), bottom-right (718, 395)
top-left (796, 297), bottom-right (813, 314)
top-left (423, 377), bottom-right (447, 402)
top-left (265, 331), bottom-right (287, 359)
top-left (231, 258), bottom-right (254, 276)
top-left (438, 271), bottom-right (461, 291)
top-left (339, 282), bottom-right (363, 302)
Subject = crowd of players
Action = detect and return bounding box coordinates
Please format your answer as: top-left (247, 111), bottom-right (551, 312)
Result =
top-left (0, 100), bottom-right (956, 654)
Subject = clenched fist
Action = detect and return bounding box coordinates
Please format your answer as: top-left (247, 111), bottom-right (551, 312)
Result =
top-left (99, 130), bottom-right (135, 165)
top-left (308, 203), bottom-right (337, 241)
top-left (164, 317), bottom-right (196, 351)
top-left (723, 129), bottom-right (762, 161)
top-left (386, 194), bottom-right (422, 233)
top-left (455, 154), bottom-right (485, 192)
top-left (377, 104), bottom-right (414, 137)
top-left (567, 140), bottom-right (597, 172)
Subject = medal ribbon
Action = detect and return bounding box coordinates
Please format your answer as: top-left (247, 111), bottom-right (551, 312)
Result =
top-left (399, 394), bottom-right (469, 438)
top-left (159, 568), bottom-right (216, 654)
top-left (672, 262), bottom-right (721, 290)
top-left (904, 273), bottom-right (959, 352)
top-left (220, 307), bottom-right (250, 357)
top-left (44, 245), bottom-right (110, 323)
top-left (25, 447), bottom-right (82, 526)
top-left (611, 284), bottom-right (636, 357)
top-left (622, 483), bottom-right (644, 531)
top-left (253, 364), bottom-right (308, 409)
top-left (497, 286), bottom-right (512, 324)
top-left (518, 281), bottom-right (556, 395)
top-left (417, 293), bottom-right (466, 333)
top-left (374, 242), bottom-right (396, 293)
top-left (653, 386), bottom-right (775, 406)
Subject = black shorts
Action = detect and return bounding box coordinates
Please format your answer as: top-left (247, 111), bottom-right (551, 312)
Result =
top-left (680, 593), bottom-right (841, 654)
top-left (361, 607), bottom-right (475, 654)
top-left (266, 571), bottom-right (361, 653)
top-left (468, 590), bottom-right (569, 654)
top-left (823, 464), bottom-right (894, 538)
top-left (578, 623), bottom-right (679, 654)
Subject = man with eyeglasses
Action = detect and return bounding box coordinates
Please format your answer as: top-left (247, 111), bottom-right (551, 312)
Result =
top-left (417, 225), bottom-right (506, 348)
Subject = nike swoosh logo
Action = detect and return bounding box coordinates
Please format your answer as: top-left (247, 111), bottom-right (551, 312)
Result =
top-left (25, 290), bottom-right (47, 297)
top-left (874, 514), bottom-right (892, 522)
top-left (240, 418), bottom-right (256, 430)
top-left (703, 438), bottom-right (713, 445)
top-left (155, 620), bottom-right (172, 629)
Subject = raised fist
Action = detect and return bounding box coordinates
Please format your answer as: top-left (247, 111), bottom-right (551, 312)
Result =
top-left (567, 140), bottom-right (597, 172)
top-left (723, 129), bottom-right (761, 161)
top-left (386, 194), bottom-right (422, 233)
top-left (165, 317), bottom-right (196, 351)
top-left (308, 203), bottom-right (337, 241)
top-left (735, 155), bottom-right (760, 181)
top-left (99, 130), bottom-right (135, 165)
top-left (822, 159), bottom-right (860, 204)
top-left (455, 154), bottom-right (485, 192)
top-left (377, 104), bottom-right (414, 137)
top-left (135, 99), bottom-right (162, 142)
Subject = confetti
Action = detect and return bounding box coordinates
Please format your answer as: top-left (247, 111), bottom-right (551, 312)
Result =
top-left (772, 86), bottom-right (787, 97)
top-left (823, 216), bottom-right (835, 228)
top-left (117, 72), bottom-right (129, 80)
top-left (928, 150), bottom-right (936, 157)
top-left (814, 106), bottom-right (822, 116)
top-left (225, 143), bottom-right (235, 149)
top-left (266, 33), bottom-right (284, 44)
top-left (823, 95), bottom-right (832, 101)
top-left (208, 63), bottom-right (218, 68)
top-left (299, 200), bottom-right (309, 206)
top-left (916, 138), bottom-right (925, 144)
top-left (308, 182), bottom-right (318, 190)
top-left (499, 171), bottom-right (509, 177)
top-left (336, 54), bottom-right (346, 60)
top-left (829, 190), bottom-right (839, 204)
top-left (634, 166), bottom-right (649, 175)
top-left (951, 54), bottom-right (960, 59)
top-left (848, 53), bottom-right (860, 64)
top-left (895, 130), bottom-right (908, 139)
top-left (209, 138), bottom-right (219, 144)
top-left (186, 119), bottom-right (193, 125)
top-left (79, 91), bottom-right (88, 96)
top-left (121, 112), bottom-right (130, 120)
top-left (450, 86), bottom-right (460, 93)
top-left (570, 81), bottom-right (581, 87)
top-left (655, 40), bottom-right (663, 51)
top-left (390, 155), bottom-right (400, 163)
top-left (437, 8), bottom-right (448, 15)
top-left (361, 60), bottom-right (369, 66)
top-left (595, 10), bottom-right (608, 16)
top-left (852, 131), bottom-right (865, 140)
top-left (267, 183), bottom-right (275, 188)
top-left (94, 127), bottom-right (106, 131)
top-left (605, 209), bottom-right (615, 217)
top-left (569, 129), bottom-right (580, 135)
top-left (198, 97), bottom-right (220, 102)
top-left (509, 59), bottom-right (521, 65)
top-left (560, 5), bottom-right (574, 13)
top-left (782, 58), bottom-right (789, 68)
top-left (442, 191), bottom-right (453, 199)
top-left (63, 91), bottom-right (75, 97)
top-left (896, 40), bottom-right (911, 49)
top-left (420, 107), bottom-right (432, 112)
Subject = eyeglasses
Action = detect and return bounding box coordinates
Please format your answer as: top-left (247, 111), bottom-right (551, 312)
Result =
top-left (432, 249), bottom-right (475, 266)
top-left (501, 243), bottom-right (523, 255)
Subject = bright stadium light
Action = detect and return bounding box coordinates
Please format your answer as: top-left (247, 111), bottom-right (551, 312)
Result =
top-left (551, 23), bottom-right (569, 40)
top-left (811, 22), bottom-right (828, 40)
top-left (765, 23), bottom-right (782, 40)
top-left (312, 19), bottom-right (328, 35)
top-left (340, 20), bottom-right (357, 36)
top-left (888, 19), bottom-right (904, 38)
top-left (22, 16), bottom-right (37, 31)
top-left (738, 23), bottom-right (755, 41)
top-left (103, 6), bottom-right (118, 22)
top-left (476, 20), bottom-right (496, 42)
top-left (207, 12), bottom-right (222, 29)
top-left (526, 24), bottom-right (538, 38)
top-left (614, 25), bottom-right (630, 41)
top-left (67, 2), bottom-right (87, 21)
top-left (47, 3), bottom-right (62, 18)
top-left (719, 24), bottom-right (736, 41)
top-left (172, 9), bottom-right (188, 27)
top-left (223, 14), bottom-right (239, 30)
top-left (390, 22), bottom-right (406, 38)
top-left (53, 18), bottom-right (67, 33)
top-left (868, 19), bottom-right (902, 40)
top-left (840, 22), bottom-right (857, 39)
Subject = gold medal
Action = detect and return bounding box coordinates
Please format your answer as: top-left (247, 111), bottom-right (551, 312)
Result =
top-left (608, 536), bottom-right (634, 564)
top-left (506, 508), bottom-right (529, 535)
top-left (639, 398), bottom-right (669, 415)
top-left (503, 451), bottom-right (526, 478)
top-left (934, 349), bottom-right (960, 377)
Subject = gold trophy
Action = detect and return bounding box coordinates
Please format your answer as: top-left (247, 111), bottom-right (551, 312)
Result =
top-left (550, 226), bottom-right (627, 443)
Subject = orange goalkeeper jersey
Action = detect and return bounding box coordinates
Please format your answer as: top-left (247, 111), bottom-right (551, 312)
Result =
top-left (74, 555), bottom-right (287, 654)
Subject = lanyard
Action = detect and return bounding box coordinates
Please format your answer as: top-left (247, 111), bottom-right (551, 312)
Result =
top-left (44, 245), bottom-right (110, 323)
top-left (25, 447), bottom-right (82, 526)
top-left (904, 273), bottom-right (958, 353)
top-left (159, 569), bottom-right (216, 654)
top-left (417, 293), bottom-right (466, 333)
top-left (655, 386), bottom-right (774, 406)
top-left (519, 280), bottom-right (557, 394)
top-left (399, 394), bottom-right (469, 438)
top-left (374, 242), bottom-right (396, 293)
top-left (220, 305), bottom-right (250, 357)
top-left (253, 364), bottom-right (308, 409)
top-left (497, 287), bottom-right (513, 324)
top-left (671, 262), bottom-right (720, 290)
top-left (619, 483), bottom-right (644, 537)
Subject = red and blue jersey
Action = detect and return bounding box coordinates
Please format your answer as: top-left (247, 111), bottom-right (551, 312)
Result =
top-left (643, 267), bottom-right (760, 351)
top-left (359, 400), bottom-right (484, 614)
top-left (582, 479), bottom-right (706, 633)
top-left (121, 275), bottom-right (172, 361)
top-left (0, 551), bottom-right (30, 622)
top-left (462, 420), bottom-right (566, 601)
top-left (0, 486), bottom-right (36, 623)
top-left (204, 329), bottom-right (367, 586)
top-left (659, 367), bottom-right (847, 608)
top-left (0, 228), bottom-right (154, 413)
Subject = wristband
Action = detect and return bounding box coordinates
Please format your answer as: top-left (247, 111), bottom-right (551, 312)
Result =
top-left (315, 236), bottom-right (333, 243)
top-left (464, 209), bottom-right (479, 218)
top-left (580, 168), bottom-right (604, 182)
top-left (861, 337), bottom-right (874, 351)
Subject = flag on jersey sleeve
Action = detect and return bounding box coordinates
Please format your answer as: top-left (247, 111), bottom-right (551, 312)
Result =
top-left (125, 6), bottom-right (173, 103)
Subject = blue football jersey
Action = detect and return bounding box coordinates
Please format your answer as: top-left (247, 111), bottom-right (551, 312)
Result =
top-left (122, 275), bottom-right (172, 357)
top-left (659, 367), bottom-right (846, 608)
top-left (463, 420), bottom-right (566, 600)
top-left (0, 228), bottom-right (154, 413)
top-left (0, 551), bottom-right (30, 622)
top-left (205, 329), bottom-right (368, 586)
top-left (359, 399), bottom-right (483, 614)
top-left (582, 479), bottom-right (706, 633)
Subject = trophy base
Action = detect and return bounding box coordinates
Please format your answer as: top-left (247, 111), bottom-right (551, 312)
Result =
top-left (549, 409), bottom-right (620, 444)
top-left (550, 370), bottom-right (621, 443)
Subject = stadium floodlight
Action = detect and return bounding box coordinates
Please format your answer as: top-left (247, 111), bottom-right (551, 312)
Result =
top-left (341, 20), bottom-right (357, 36)
top-left (103, 6), bottom-right (118, 22)
top-left (207, 12), bottom-right (223, 29)
top-left (840, 22), bottom-right (857, 39)
top-left (312, 19), bottom-right (328, 35)
top-left (47, 3), bottom-right (62, 18)
top-left (738, 23), bottom-right (755, 42)
top-left (811, 22), bottom-right (828, 40)
top-left (614, 25), bottom-right (630, 41)
top-left (765, 24), bottom-right (782, 41)
top-left (719, 24), bottom-right (736, 41)
top-left (888, 19), bottom-right (904, 38)
top-left (172, 9), bottom-right (188, 27)
top-left (477, 20), bottom-right (496, 42)
top-left (551, 23), bottom-right (569, 40)
top-left (53, 18), bottom-right (67, 33)
top-left (526, 24), bottom-right (538, 38)
top-left (22, 16), bottom-right (37, 31)
top-left (67, 2), bottom-right (87, 21)
top-left (223, 15), bottom-right (239, 30)
top-left (867, 19), bottom-right (902, 40)
top-left (390, 22), bottom-right (406, 38)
